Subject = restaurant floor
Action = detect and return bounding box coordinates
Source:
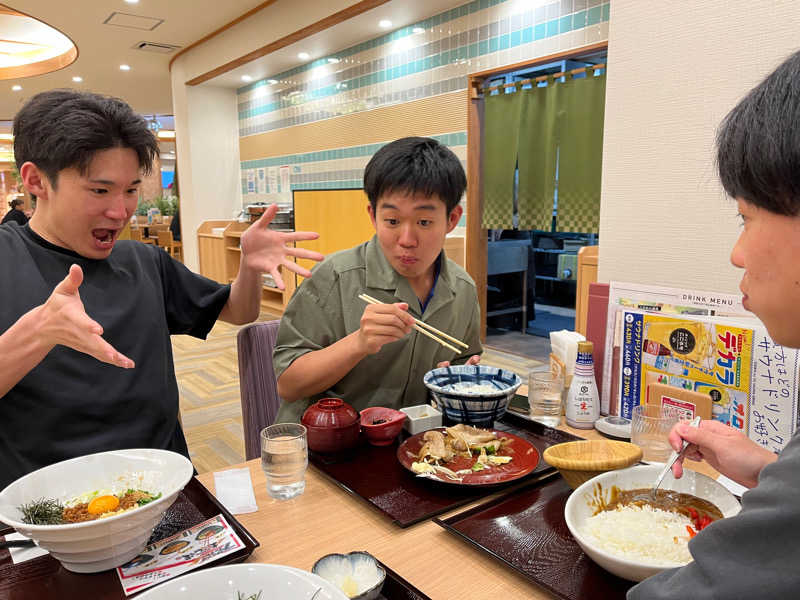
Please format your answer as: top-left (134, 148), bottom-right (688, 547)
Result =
top-left (172, 312), bottom-right (546, 474)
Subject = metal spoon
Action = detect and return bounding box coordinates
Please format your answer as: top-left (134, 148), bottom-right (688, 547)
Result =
top-left (650, 416), bottom-right (702, 499)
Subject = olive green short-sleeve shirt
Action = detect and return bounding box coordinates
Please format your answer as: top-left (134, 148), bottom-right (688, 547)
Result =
top-left (273, 235), bottom-right (482, 422)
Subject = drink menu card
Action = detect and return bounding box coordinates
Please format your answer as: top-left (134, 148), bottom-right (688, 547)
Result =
top-left (116, 514), bottom-right (244, 596)
top-left (602, 282), bottom-right (799, 452)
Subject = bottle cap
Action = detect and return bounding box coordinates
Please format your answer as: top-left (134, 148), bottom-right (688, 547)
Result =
top-left (577, 340), bottom-right (593, 353)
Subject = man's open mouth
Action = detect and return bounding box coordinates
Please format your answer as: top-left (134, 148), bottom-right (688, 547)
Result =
top-left (92, 228), bottom-right (118, 249)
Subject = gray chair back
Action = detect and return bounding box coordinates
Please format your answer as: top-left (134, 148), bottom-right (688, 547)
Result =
top-left (237, 319), bottom-right (283, 461)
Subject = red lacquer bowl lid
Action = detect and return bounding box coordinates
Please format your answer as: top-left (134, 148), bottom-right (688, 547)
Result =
top-left (301, 398), bottom-right (359, 429)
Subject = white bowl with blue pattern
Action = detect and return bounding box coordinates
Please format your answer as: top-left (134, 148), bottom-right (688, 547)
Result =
top-left (423, 365), bottom-right (522, 427)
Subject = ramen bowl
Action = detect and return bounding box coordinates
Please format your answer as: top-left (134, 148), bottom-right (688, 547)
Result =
top-left (423, 365), bottom-right (522, 427)
top-left (0, 448), bottom-right (193, 573)
top-left (564, 464), bottom-right (741, 582)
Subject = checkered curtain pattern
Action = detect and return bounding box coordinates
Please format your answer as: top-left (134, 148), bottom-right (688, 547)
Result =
top-left (554, 71), bottom-right (606, 233)
top-left (482, 70), bottom-right (606, 234)
top-left (482, 87), bottom-right (522, 229)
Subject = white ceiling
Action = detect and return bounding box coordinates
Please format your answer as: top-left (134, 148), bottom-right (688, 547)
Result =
top-left (1, 0), bottom-right (467, 132)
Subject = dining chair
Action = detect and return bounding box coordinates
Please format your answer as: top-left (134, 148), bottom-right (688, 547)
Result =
top-left (157, 230), bottom-right (183, 260)
top-left (237, 320), bottom-right (283, 461)
top-left (130, 227), bottom-right (154, 244)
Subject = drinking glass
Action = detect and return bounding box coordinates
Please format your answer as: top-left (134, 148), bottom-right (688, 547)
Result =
top-left (261, 423), bottom-right (308, 500)
top-left (529, 371), bottom-right (564, 427)
top-left (630, 404), bottom-right (681, 462)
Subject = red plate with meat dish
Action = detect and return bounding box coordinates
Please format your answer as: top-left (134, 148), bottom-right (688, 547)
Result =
top-left (396, 425), bottom-right (539, 486)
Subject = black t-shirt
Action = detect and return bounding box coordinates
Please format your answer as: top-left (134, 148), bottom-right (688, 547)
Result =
top-left (0, 223), bottom-right (231, 489)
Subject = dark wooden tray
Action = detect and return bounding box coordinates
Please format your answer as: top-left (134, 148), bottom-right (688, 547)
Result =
top-left (0, 476), bottom-right (259, 599)
top-left (309, 411), bottom-right (584, 527)
top-left (378, 560), bottom-right (431, 600)
top-left (434, 475), bottom-right (633, 600)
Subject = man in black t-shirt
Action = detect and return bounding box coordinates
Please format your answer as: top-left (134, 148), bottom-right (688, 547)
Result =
top-left (0, 90), bottom-right (323, 489)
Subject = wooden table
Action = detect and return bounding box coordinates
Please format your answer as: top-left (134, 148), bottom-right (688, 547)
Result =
top-left (197, 423), bottom-right (718, 598)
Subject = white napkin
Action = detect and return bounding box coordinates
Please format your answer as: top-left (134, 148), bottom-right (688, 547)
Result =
top-left (212, 467), bottom-right (258, 514)
top-left (4, 532), bottom-right (49, 564)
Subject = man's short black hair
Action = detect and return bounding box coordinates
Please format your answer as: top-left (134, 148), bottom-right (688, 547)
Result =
top-left (13, 89), bottom-right (159, 189)
top-left (717, 49), bottom-right (800, 216)
top-left (363, 136), bottom-right (466, 213)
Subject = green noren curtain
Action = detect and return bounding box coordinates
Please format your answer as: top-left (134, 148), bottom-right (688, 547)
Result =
top-left (517, 81), bottom-right (560, 230)
top-left (482, 88), bottom-right (522, 229)
top-left (552, 72), bottom-right (606, 233)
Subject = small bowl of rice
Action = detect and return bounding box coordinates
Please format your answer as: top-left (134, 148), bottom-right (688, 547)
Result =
top-left (423, 365), bottom-right (522, 428)
top-left (564, 464), bottom-right (741, 582)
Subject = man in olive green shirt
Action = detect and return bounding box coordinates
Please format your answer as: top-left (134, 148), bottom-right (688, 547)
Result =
top-left (274, 137), bottom-right (482, 422)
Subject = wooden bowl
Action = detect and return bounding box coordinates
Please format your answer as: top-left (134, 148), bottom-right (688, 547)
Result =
top-left (542, 440), bottom-right (643, 489)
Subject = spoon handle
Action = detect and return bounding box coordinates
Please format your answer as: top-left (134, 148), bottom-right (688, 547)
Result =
top-left (653, 416), bottom-right (701, 492)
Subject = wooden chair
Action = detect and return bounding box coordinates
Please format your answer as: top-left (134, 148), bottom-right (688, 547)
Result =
top-left (130, 227), bottom-right (154, 244)
top-left (157, 230), bottom-right (183, 260)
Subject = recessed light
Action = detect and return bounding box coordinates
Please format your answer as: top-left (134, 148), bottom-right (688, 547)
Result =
top-left (119, 64), bottom-right (131, 71)
top-left (268, 79), bottom-right (278, 84)
top-left (327, 57), bottom-right (340, 64)
top-left (241, 75), bottom-right (253, 82)
top-left (11, 85), bottom-right (21, 91)
top-left (298, 52), bottom-right (310, 60)
top-left (379, 19), bottom-right (392, 29)
top-left (72, 76), bottom-right (83, 82)
top-left (124, 0), bottom-right (139, 3)
top-left (413, 27), bottom-right (425, 34)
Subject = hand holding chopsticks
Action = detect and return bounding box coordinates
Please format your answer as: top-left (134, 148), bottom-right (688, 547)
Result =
top-left (358, 293), bottom-right (469, 353)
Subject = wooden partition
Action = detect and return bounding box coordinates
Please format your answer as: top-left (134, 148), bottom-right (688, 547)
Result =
top-left (197, 220), bottom-right (232, 284)
top-left (575, 245), bottom-right (599, 335)
top-left (293, 189), bottom-right (375, 282)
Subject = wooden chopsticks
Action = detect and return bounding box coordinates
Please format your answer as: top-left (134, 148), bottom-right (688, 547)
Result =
top-left (358, 293), bottom-right (469, 353)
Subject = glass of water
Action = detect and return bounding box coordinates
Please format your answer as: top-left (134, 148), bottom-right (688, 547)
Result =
top-left (529, 371), bottom-right (564, 427)
top-left (261, 423), bottom-right (308, 500)
top-left (630, 404), bottom-right (681, 462)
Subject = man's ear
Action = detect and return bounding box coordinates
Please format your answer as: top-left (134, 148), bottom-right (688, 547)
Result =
top-left (446, 204), bottom-right (463, 233)
top-left (20, 162), bottom-right (49, 200)
top-left (367, 202), bottom-right (377, 230)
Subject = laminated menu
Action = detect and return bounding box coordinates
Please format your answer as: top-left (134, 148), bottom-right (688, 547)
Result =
top-left (618, 309), bottom-right (798, 453)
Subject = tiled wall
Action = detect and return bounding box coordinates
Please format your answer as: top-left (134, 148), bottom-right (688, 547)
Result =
top-left (238, 0), bottom-right (610, 217)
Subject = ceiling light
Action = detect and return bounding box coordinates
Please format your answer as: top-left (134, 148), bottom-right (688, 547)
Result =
top-left (124, 0), bottom-right (139, 3)
top-left (241, 75), bottom-right (253, 82)
top-left (11, 85), bottom-right (21, 91)
top-left (157, 130), bottom-right (175, 139)
top-left (327, 57), bottom-right (340, 64)
top-left (0, 134), bottom-right (13, 141)
top-left (72, 76), bottom-right (82, 82)
top-left (413, 27), bottom-right (425, 34)
top-left (379, 19), bottom-right (392, 29)
top-left (298, 52), bottom-right (310, 61)
top-left (268, 79), bottom-right (278, 84)
top-left (119, 64), bottom-right (131, 71)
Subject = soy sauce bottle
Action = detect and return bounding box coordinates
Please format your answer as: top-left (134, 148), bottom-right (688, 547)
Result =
top-left (566, 341), bottom-right (600, 429)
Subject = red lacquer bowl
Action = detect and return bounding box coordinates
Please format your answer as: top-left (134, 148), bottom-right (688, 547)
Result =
top-left (301, 398), bottom-right (360, 453)
top-left (360, 407), bottom-right (406, 446)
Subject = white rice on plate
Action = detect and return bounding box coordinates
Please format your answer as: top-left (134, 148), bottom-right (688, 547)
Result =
top-left (581, 504), bottom-right (693, 566)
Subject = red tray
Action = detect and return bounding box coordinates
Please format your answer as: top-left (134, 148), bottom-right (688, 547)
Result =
top-left (0, 476), bottom-right (258, 598)
top-left (434, 476), bottom-right (632, 600)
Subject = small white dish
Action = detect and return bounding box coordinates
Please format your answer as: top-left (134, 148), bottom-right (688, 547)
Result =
top-left (400, 404), bottom-right (442, 435)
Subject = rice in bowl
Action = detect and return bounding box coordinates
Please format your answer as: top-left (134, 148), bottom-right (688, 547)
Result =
top-left (582, 504), bottom-right (692, 566)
